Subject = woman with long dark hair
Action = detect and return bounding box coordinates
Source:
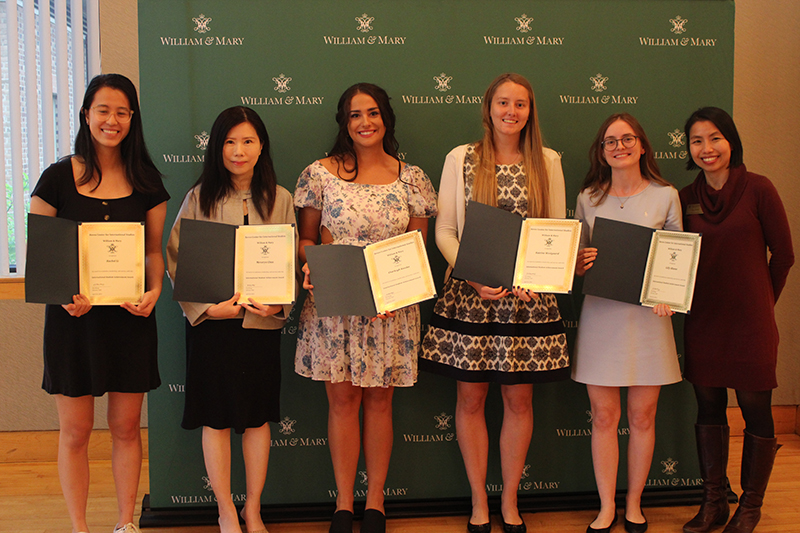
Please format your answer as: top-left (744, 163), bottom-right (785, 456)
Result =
top-left (294, 83), bottom-right (437, 533)
top-left (420, 73), bottom-right (569, 533)
top-left (679, 107), bottom-right (793, 533)
top-left (29, 73), bottom-right (168, 533)
top-left (167, 106), bottom-right (296, 533)
top-left (572, 113), bottom-right (682, 533)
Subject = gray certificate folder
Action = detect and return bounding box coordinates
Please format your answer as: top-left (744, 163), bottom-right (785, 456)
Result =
top-left (451, 202), bottom-right (522, 289)
top-left (25, 214), bottom-right (79, 304)
top-left (582, 217), bottom-right (653, 305)
top-left (172, 218), bottom-right (236, 304)
top-left (305, 244), bottom-right (376, 317)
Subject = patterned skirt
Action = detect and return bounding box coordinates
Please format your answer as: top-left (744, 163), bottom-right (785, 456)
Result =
top-left (420, 278), bottom-right (570, 384)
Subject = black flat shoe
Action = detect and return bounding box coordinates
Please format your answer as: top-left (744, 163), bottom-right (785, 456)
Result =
top-left (501, 517), bottom-right (526, 533)
top-left (362, 509), bottom-right (386, 533)
top-left (467, 520), bottom-right (491, 533)
top-left (329, 510), bottom-right (353, 533)
top-left (624, 514), bottom-right (647, 533)
top-left (587, 511), bottom-right (618, 533)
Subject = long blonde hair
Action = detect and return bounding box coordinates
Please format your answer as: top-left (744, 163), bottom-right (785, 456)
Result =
top-left (472, 73), bottom-right (551, 217)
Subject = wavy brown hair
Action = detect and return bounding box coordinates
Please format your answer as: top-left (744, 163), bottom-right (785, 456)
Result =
top-left (472, 73), bottom-right (551, 217)
top-left (581, 113), bottom-right (672, 205)
top-left (328, 83), bottom-right (399, 181)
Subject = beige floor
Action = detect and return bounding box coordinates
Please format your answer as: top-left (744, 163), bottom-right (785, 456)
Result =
top-left (1, 433), bottom-right (798, 533)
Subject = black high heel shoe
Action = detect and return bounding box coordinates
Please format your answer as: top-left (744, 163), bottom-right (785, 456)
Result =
top-left (624, 512), bottom-right (647, 533)
top-left (587, 511), bottom-right (618, 533)
top-left (466, 520), bottom-right (491, 533)
top-left (500, 517), bottom-right (526, 533)
top-left (329, 509), bottom-right (353, 533)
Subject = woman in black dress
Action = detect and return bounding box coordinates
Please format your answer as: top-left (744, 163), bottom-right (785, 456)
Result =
top-left (30, 74), bottom-right (168, 533)
top-left (167, 107), bottom-right (296, 533)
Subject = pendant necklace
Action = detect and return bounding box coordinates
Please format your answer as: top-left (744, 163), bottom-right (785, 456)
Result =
top-left (611, 181), bottom-right (646, 209)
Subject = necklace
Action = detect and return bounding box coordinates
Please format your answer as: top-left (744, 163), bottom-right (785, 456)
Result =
top-left (610, 181), bottom-right (647, 209)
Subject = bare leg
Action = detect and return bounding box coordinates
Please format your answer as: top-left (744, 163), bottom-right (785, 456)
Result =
top-left (456, 381), bottom-right (491, 525)
top-left (55, 394), bottom-right (94, 533)
top-left (107, 392), bottom-right (145, 529)
top-left (241, 422), bottom-right (271, 532)
top-left (202, 426), bottom-right (243, 533)
top-left (586, 385), bottom-right (621, 530)
top-left (326, 381), bottom-right (363, 513)
top-left (625, 386), bottom-right (661, 524)
top-left (498, 383), bottom-right (533, 525)
top-left (362, 387), bottom-right (395, 513)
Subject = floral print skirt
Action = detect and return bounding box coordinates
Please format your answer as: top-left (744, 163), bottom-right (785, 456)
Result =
top-left (420, 278), bottom-right (570, 384)
top-left (295, 293), bottom-right (420, 388)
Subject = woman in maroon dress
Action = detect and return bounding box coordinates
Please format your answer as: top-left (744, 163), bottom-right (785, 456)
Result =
top-left (679, 107), bottom-right (794, 533)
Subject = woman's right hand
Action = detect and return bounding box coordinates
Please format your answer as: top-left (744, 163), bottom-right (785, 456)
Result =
top-left (467, 281), bottom-right (509, 300)
top-left (302, 262), bottom-right (314, 295)
top-left (576, 247), bottom-right (598, 276)
top-left (205, 292), bottom-right (242, 319)
top-left (62, 294), bottom-right (91, 317)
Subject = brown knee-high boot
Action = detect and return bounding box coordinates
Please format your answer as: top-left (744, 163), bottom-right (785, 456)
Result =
top-left (722, 431), bottom-right (778, 533)
top-left (684, 425), bottom-right (731, 533)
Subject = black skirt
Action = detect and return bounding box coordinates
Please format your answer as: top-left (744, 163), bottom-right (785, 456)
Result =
top-left (42, 305), bottom-right (160, 397)
top-left (181, 319), bottom-right (281, 434)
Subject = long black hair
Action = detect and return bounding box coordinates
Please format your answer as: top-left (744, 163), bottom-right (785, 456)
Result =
top-left (684, 106), bottom-right (743, 171)
top-left (74, 73), bottom-right (162, 193)
top-left (328, 83), bottom-right (399, 181)
top-left (195, 106), bottom-right (277, 220)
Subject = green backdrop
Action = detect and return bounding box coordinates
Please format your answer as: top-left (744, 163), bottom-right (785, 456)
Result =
top-left (139, 0), bottom-right (734, 524)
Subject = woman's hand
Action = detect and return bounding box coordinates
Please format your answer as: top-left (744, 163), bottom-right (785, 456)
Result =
top-left (467, 281), bottom-right (509, 300)
top-left (371, 310), bottom-right (396, 322)
top-left (243, 299), bottom-right (282, 318)
top-left (512, 286), bottom-right (539, 302)
top-left (122, 289), bottom-right (160, 317)
top-left (302, 262), bottom-right (313, 295)
top-left (576, 247), bottom-right (597, 276)
top-left (652, 303), bottom-right (674, 317)
top-left (205, 293), bottom-right (243, 319)
top-left (62, 293), bottom-right (92, 317)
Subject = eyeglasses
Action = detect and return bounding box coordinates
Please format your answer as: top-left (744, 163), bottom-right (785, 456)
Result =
top-left (602, 135), bottom-right (638, 151)
top-left (89, 106), bottom-right (134, 123)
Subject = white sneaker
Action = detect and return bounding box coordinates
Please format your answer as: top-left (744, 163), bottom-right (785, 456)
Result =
top-left (113, 523), bottom-right (141, 533)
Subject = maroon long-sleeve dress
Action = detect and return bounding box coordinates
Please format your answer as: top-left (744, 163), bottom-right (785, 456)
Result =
top-left (679, 164), bottom-right (794, 391)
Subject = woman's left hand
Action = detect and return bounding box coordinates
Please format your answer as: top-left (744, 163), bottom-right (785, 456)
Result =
top-left (371, 310), bottom-right (396, 322)
top-left (243, 299), bottom-right (282, 317)
top-left (122, 289), bottom-right (160, 317)
top-left (512, 286), bottom-right (540, 302)
top-left (652, 303), bottom-right (674, 317)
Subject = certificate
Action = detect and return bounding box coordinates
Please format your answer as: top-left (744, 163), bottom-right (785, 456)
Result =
top-left (514, 218), bottom-right (581, 293)
top-left (234, 224), bottom-right (296, 305)
top-left (305, 230), bottom-right (436, 317)
top-left (364, 231), bottom-right (437, 314)
top-left (640, 230), bottom-right (701, 313)
top-left (452, 202), bottom-right (581, 293)
top-left (582, 217), bottom-right (701, 313)
top-left (172, 219), bottom-right (295, 305)
top-left (78, 222), bottom-right (145, 305)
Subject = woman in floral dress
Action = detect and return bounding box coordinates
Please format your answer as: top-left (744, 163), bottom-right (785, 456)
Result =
top-left (294, 83), bottom-right (437, 533)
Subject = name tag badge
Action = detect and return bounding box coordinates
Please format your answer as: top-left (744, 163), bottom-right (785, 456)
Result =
top-left (686, 203), bottom-right (703, 215)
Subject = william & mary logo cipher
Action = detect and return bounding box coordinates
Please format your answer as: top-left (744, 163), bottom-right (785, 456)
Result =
top-left (654, 128), bottom-right (688, 161)
top-left (483, 13), bottom-right (564, 46)
top-left (161, 130), bottom-right (208, 165)
top-left (487, 463), bottom-right (560, 493)
top-left (558, 73), bottom-right (639, 106)
top-left (160, 13), bottom-right (245, 47)
top-left (645, 456), bottom-right (702, 488)
top-left (401, 74), bottom-right (483, 106)
top-left (403, 411), bottom-right (456, 443)
top-left (323, 13), bottom-right (406, 46)
top-left (639, 15), bottom-right (718, 47)
top-left (241, 74), bottom-right (325, 107)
